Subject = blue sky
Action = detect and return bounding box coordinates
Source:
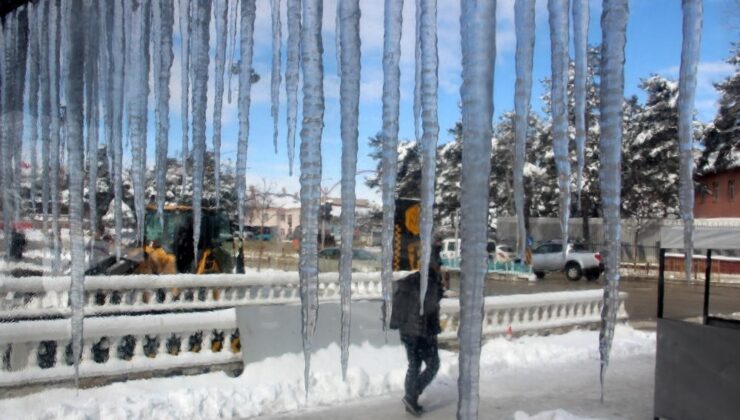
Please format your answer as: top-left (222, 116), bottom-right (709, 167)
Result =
top-left (156, 0), bottom-right (738, 204)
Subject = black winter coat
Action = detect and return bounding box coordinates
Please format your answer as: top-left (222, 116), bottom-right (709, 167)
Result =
top-left (389, 270), bottom-right (444, 337)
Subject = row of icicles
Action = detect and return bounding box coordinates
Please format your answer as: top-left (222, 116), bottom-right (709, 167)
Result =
top-left (0, 0), bottom-right (701, 419)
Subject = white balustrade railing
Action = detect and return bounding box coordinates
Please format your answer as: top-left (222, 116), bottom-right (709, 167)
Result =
top-left (438, 290), bottom-right (627, 340)
top-left (0, 289), bottom-right (628, 389)
top-left (0, 272), bottom-right (409, 319)
top-left (0, 309), bottom-right (240, 387)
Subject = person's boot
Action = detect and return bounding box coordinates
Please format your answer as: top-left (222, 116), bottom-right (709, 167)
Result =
top-left (402, 395), bottom-right (423, 416)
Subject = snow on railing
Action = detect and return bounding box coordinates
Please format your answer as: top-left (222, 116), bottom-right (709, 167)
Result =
top-left (0, 309), bottom-right (240, 387)
top-left (438, 290), bottom-right (627, 340)
top-left (0, 272), bottom-right (408, 319)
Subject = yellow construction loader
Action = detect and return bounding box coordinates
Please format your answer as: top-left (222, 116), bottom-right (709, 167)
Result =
top-left (87, 205), bottom-right (242, 276)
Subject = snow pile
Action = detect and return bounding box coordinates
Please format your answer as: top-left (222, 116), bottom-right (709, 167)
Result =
top-left (514, 409), bottom-right (597, 420)
top-left (0, 325), bottom-right (654, 420)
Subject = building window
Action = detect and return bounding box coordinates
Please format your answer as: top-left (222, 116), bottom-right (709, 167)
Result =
top-left (729, 179), bottom-right (735, 202)
top-left (712, 182), bottom-right (719, 202)
top-left (280, 214), bottom-right (286, 222)
top-left (288, 214), bottom-right (293, 225)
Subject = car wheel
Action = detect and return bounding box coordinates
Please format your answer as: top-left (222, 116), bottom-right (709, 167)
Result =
top-left (534, 271), bottom-right (545, 279)
top-left (565, 262), bottom-right (582, 281)
top-left (586, 271), bottom-right (601, 281)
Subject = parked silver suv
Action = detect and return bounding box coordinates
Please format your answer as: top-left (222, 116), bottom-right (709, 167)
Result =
top-left (531, 241), bottom-right (604, 281)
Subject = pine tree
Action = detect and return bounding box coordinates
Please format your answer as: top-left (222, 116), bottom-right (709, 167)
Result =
top-left (622, 75), bottom-right (686, 218)
top-left (699, 43), bottom-right (740, 172)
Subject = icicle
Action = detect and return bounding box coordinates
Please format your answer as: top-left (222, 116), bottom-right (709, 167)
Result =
top-left (457, 1), bottom-right (496, 418)
top-left (154, 0), bottom-right (175, 223)
top-left (126, 0), bottom-right (151, 245)
top-left (236, 0), bottom-right (256, 246)
top-left (179, 0), bottom-right (191, 198)
top-left (12, 8), bottom-right (28, 224)
top-left (335, 0), bottom-right (341, 78)
top-left (513, 0), bottom-right (535, 261)
top-left (338, 0), bottom-right (361, 381)
top-left (111, 0), bottom-right (126, 260)
top-left (271, 0), bottom-right (281, 154)
top-left (300, 0), bottom-right (324, 398)
top-left (191, 0), bottom-right (211, 267)
top-left (100, 2), bottom-right (114, 191)
top-left (285, 0), bottom-right (301, 175)
top-left (573, 0), bottom-right (589, 207)
top-left (598, 0), bottom-right (628, 402)
top-left (413, 0), bottom-right (421, 142)
top-left (237, 0), bottom-right (256, 241)
top-left (84, 0), bottom-right (100, 252)
top-left (548, 0), bottom-right (570, 258)
top-left (38, 0), bottom-right (51, 240)
top-left (213, 0), bottom-right (228, 208)
top-left (227, 0), bottom-right (240, 104)
top-left (380, 0), bottom-right (403, 332)
top-left (0, 21), bottom-right (5, 256)
top-left (418, 0), bottom-right (439, 315)
top-left (49, 0), bottom-right (63, 271)
top-left (63, 0), bottom-right (87, 387)
top-left (678, 0), bottom-right (702, 282)
top-left (1, 12), bottom-right (16, 256)
top-left (28, 3), bottom-right (40, 218)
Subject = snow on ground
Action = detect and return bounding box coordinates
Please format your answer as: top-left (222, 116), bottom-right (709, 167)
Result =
top-left (0, 325), bottom-right (655, 420)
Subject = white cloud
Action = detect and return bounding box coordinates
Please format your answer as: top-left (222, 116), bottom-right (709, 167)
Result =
top-left (660, 60), bottom-right (734, 96)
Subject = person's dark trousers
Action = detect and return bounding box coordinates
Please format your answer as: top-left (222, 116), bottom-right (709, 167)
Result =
top-left (401, 333), bottom-right (440, 405)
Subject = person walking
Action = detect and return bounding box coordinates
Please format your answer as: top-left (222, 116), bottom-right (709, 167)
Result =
top-left (390, 244), bottom-right (445, 416)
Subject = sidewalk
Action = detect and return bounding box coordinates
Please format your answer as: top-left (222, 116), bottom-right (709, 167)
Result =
top-left (265, 354), bottom-right (655, 420)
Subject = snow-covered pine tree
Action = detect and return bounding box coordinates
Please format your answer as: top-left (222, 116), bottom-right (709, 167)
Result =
top-left (698, 43), bottom-right (739, 173)
top-left (622, 75), bottom-right (701, 219)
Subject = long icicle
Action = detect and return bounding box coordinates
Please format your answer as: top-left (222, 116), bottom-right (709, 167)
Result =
top-left (513, 0), bottom-right (535, 261)
top-left (28, 3), bottom-right (40, 219)
top-left (154, 0), bottom-right (175, 224)
top-left (111, 0), bottom-right (125, 260)
top-left (84, 0), bottom-right (100, 255)
top-left (0, 20), bottom-right (4, 256)
top-left (380, 0), bottom-right (404, 331)
top-left (285, 0), bottom-right (301, 175)
top-left (49, 0), bottom-right (63, 271)
top-left (99, 0), bottom-right (113, 213)
top-left (548, 0), bottom-right (570, 258)
top-left (271, 0), bottom-right (282, 154)
top-left (338, 0), bottom-right (361, 381)
top-left (598, 0), bottom-right (629, 402)
top-left (179, 0), bottom-right (191, 198)
top-left (213, 0), bottom-right (228, 208)
top-left (300, 0), bottom-right (324, 398)
top-left (12, 7), bottom-right (28, 224)
top-left (1, 11), bottom-right (18, 256)
top-left (678, 0), bottom-right (702, 282)
top-left (64, 0), bottom-right (86, 387)
top-left (573, 0), bottom-right (589, 207)
top-left (38, 0), bottom-right (51, 242)
top-left (191, 0), bottom-right (211, 267)
top-left (418, 0), bottom-right (439, 315)
top-left (237, 0), bottom-right (256, 246)
top-left (227, 0), bottom-right (240, 104)
top-left (413, 0), bottom-right (421, 142)
top-left (126, 0), bottom-right (150, 246)
top-left (457, 1), bottom-right (496, 418)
